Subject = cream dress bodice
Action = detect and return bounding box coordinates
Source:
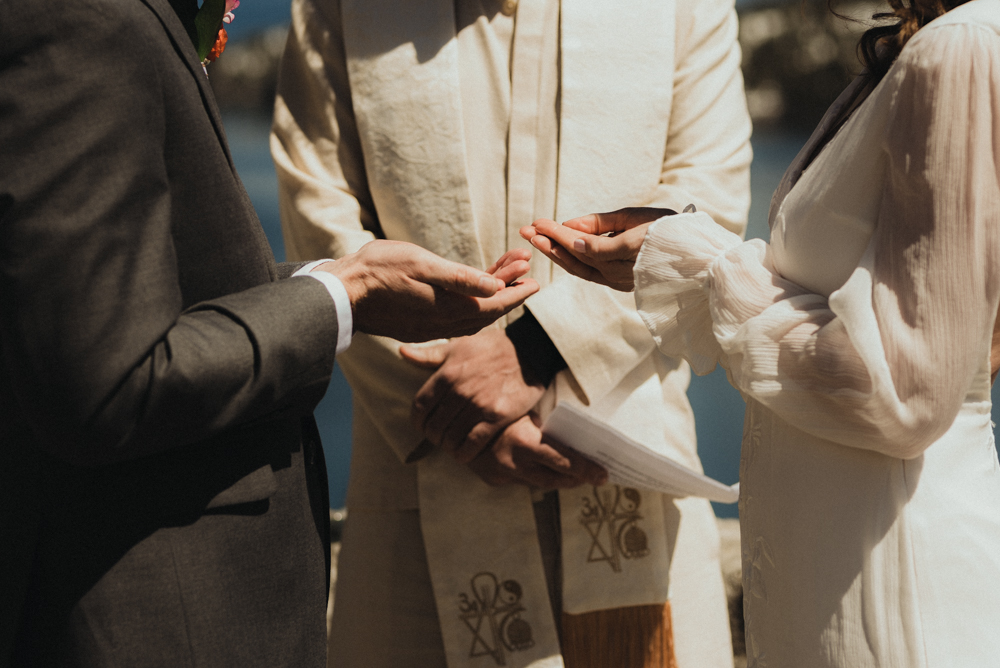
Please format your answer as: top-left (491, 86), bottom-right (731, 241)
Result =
top-left (633, 1), bottom-right (1000, 665)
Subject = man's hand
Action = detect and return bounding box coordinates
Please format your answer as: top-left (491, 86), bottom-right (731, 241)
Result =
top-left (521, 207), bottom-right (674, 291)
top-left (316, 242), bottom-right (537, 342)
top-left (466, 415), bottom-right (607, 489)
top-left (401, 329), bottom-right (546, 463)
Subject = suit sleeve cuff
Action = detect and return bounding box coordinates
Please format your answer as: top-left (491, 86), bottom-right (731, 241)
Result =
top-left (294, 260), bottom-right (354, 355)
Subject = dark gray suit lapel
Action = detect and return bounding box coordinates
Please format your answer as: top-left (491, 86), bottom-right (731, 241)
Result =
top-left (139, 0), bottom-right (236, 172)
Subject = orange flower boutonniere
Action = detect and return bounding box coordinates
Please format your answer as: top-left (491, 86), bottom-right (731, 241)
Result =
top-left (194, 0), bottom-right (240, 70)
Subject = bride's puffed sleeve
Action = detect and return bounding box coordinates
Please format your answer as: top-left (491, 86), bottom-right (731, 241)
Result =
top-left (634, 211), bottom-right (744, 374)
top-left (638, 21), bottom-right (1000, 459)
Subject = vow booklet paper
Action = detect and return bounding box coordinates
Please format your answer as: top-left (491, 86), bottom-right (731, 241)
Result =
top-left (542, 402), bottom-right (739, 504)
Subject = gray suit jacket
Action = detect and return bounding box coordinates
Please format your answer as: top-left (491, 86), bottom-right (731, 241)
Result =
top-left (0, 0), bottom-right (339, 664)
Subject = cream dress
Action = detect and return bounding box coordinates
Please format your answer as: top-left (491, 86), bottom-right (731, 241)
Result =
top-left (633, 1), bottom-right (1000, 666)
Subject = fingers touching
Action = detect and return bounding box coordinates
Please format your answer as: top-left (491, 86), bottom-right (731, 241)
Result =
top-left (518, 207), bottom-right (681, 291)
top-left (562, 207), bottom-right (674, 235)
top-left (431, 247), bottom-right (532, 297)
top-left (520, 225), bottom-right (608, 285)
top-left (486, 248), bottom-right (532, 285)
top-left (418, 256), bottom-right (504, 298)
top-left (520, 219), bottom-right (648, 291)
top-left (322, 240), bottom-right (539, 342)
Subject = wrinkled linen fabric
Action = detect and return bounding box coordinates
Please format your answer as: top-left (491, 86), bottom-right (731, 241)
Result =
top-left (272, 0), bottom-right (751, 666)
top-left (635, 3), bottom-right (1000, 666)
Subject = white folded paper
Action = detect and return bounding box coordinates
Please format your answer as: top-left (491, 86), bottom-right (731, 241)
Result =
top-left (542, 402), bottom-right (739, 504)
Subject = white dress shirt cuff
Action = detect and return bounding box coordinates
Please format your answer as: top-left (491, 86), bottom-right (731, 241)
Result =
top-left (293, 260), bottom-right (354, 355)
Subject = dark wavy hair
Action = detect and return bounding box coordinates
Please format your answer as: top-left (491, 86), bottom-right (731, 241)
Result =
top-left (857, 0), bottom-right (973, 81)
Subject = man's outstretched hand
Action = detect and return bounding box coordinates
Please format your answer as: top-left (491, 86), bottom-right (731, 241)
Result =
top-left (521, 207), bottom-right (674, 291)
top-left (316, 241), bottom-right (537, 342)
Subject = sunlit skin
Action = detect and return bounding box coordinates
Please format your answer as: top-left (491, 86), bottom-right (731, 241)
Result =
top-left (397, 244), bottom-right (607, 490)
top-left (314, 243), bottom-right (539, 342)
top-left (390, 209), bottom-right (679, 490)
top-left (521, 207), bottom-right (674, 291)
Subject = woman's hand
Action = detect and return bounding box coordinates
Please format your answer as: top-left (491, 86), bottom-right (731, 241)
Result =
top-left (520, 207), bottom-right (675, 291)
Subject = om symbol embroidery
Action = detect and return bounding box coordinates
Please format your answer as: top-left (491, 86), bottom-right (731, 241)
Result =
top-left (458, 572), bottom-right (534, 666)
top-left (580, 485), bottom-right (650, 573)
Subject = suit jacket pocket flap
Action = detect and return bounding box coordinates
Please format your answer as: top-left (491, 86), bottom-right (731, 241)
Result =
top-left (206, 464), bottom-right (278, 509)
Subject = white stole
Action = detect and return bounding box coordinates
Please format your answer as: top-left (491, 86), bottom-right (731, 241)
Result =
top-left (343, 1), bottom-right (677, 665)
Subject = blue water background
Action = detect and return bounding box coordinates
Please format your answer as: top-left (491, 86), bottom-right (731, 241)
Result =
top-left (222, 115), bottom-right (356, 509)
top-left (221, 4), bottom-right (1000, 516)
top-left (221, 1), bottom-right (290, 42)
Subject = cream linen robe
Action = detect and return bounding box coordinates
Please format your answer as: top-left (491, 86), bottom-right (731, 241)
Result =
top-left (272, 0), bottom-right (751, 665)
top-left (633, 2), bottom-right (1000, 665)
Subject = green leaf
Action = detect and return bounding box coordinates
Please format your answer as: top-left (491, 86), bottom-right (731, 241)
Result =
top-left (194, 0), bottom-right (227, 61)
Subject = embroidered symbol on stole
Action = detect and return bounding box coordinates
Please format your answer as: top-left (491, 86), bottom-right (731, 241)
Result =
top-left (458, 572), bottom-right (534, 665)
top-left (580, 485), bottom-right (650, 573)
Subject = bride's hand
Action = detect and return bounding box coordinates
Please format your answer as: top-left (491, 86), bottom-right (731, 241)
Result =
top-left (520, 207), bottom-right (674, 291)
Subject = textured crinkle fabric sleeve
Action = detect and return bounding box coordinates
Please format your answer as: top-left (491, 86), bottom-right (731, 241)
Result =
top-left (634, 212), bottom-right (743, 375)
top-left (638, 21), bottom-right (1000, 459)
